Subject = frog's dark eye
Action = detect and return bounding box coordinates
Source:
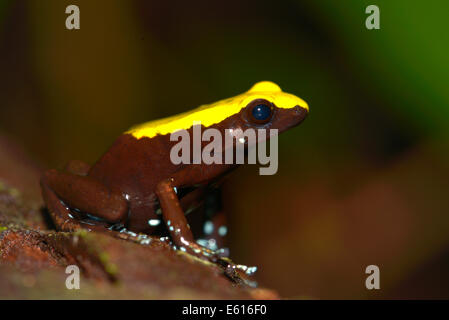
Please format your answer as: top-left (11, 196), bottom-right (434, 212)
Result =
top-left (252, 104), bottom-right (271, 121)
top-left (245, 99), bottom-right (274, 125)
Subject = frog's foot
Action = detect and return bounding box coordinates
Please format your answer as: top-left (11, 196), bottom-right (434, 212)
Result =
top-left (221, 259), bottom-right (258, 287)
top-left (174, 237), bottom-right (258, 286)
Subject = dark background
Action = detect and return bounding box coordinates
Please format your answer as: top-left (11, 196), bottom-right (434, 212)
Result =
top-left (0, 0), bottom-right (448, 298)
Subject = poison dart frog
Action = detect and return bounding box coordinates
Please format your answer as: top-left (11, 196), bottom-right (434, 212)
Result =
top-left (41, 81), bottom-right (308, 269)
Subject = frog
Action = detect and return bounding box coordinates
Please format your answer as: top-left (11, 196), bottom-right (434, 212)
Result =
top-left (40, 81), bottom-right (308, 270)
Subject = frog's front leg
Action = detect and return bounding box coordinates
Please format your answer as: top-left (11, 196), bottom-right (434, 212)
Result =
top-left (155, 178), bottom-right (195, 244)
top-left (41, 160), bottom-right (128, 232)
top-left (155, 178), bottom-right (224, 261)
top-left (155, 178), bottom-right (256, 284)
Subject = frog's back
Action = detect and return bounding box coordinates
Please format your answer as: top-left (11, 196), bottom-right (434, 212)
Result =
top-left (125, 97), bottom-right (240, 140)
top-left (88, 93), bottom-right (244, 194)
top-left (88, 133), bottom-right (178, 201)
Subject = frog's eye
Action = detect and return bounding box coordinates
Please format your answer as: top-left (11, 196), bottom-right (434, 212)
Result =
top-left (252, 104), bottom-right (271, 121)
top-left (245, 99), bottom-right (274, 125)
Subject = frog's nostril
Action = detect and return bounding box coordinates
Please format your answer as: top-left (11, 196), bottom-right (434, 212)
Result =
top-left (294, 105), bottom-right (308, 115)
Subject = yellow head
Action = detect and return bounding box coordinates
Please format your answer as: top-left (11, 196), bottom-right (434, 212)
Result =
top-left (127, 81), bottom-right (309, 139)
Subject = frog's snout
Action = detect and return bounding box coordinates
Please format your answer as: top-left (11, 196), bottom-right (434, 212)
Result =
top-left (293, 105), bottom-right (308, 122)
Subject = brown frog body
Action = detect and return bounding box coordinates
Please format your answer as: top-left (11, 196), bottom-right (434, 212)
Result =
top-left (41, 81), bottom-right (309, 264)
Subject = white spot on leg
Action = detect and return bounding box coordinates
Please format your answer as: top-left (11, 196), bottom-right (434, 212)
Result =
top-left (218, 226), bottom-right (227, 237)
top-left (203, 221), bottom-right (214, 235)
top-left (148, 219), bottom-right (161, 227)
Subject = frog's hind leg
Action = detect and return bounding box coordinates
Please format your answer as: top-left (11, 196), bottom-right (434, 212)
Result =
top-left (41, 177), bottom-right (85, 232)
top-left (40, 161), bottom-right (128, 232)
top-left (63, 159), bottom-right (91, 176)
top-left (40, 160), bottom-right (88, 231)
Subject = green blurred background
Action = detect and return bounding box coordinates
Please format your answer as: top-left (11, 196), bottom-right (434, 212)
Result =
top-left (1, 0), bottom-right (448, 298)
